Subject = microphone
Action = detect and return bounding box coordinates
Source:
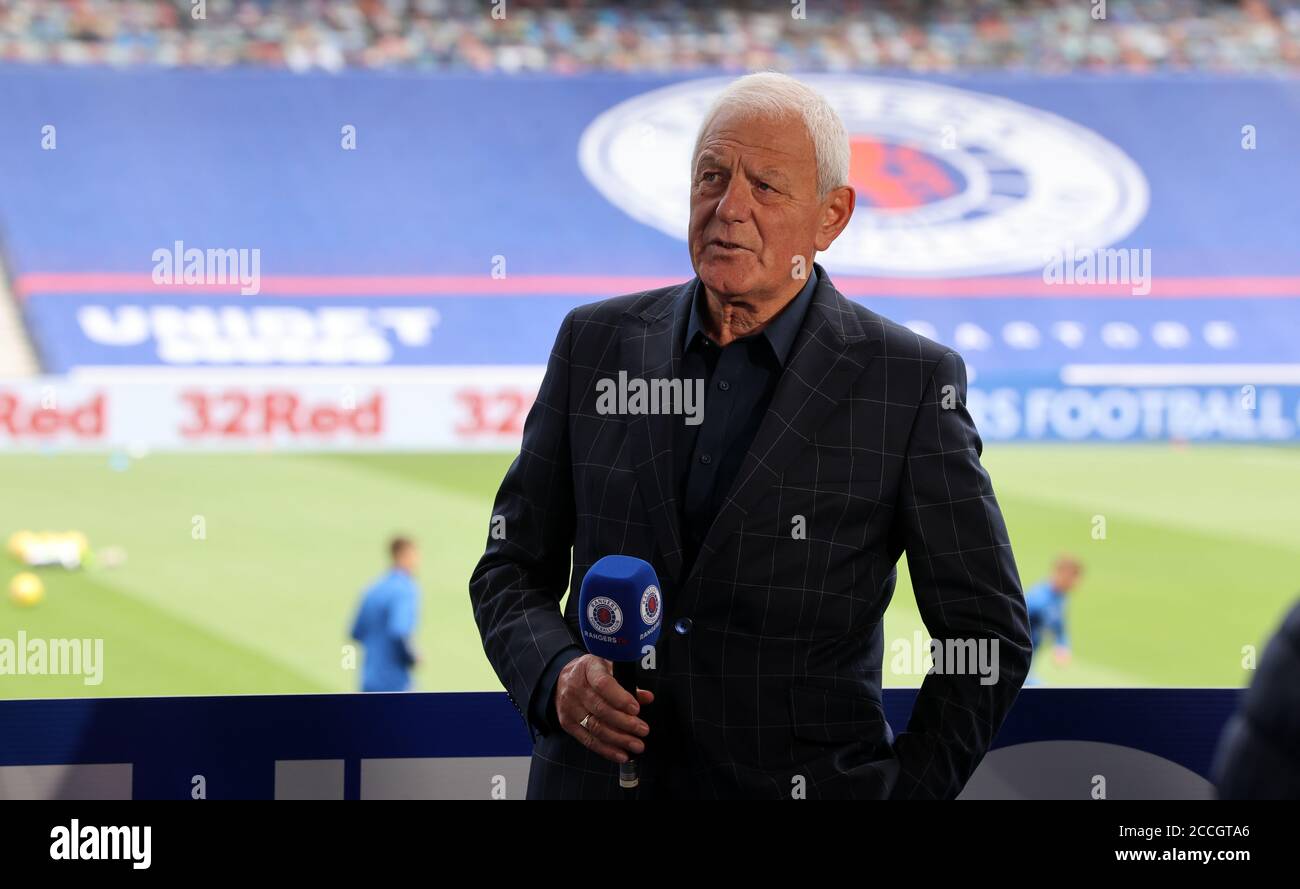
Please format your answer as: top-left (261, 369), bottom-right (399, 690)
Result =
top-left (578, 555), bottom-right (663, 790)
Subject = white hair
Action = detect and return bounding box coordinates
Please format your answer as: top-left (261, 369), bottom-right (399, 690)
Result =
top-left (692, 72), bottom-right (849, 199)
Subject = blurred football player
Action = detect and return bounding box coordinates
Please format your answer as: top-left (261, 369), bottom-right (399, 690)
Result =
top-left (350, 536), bottom-right (421, 692)
top-left (1025, 554), bottom-right (1084, 672)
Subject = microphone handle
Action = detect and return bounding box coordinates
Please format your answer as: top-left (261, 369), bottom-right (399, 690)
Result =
top-left (612, 660), bottom-right (639, 791)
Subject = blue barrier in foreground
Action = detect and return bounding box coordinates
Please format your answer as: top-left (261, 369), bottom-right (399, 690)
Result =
top-left (0, 689), bottom-right (1241, 799)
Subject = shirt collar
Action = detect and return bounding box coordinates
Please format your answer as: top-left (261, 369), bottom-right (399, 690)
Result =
top-left (684, 267), bottom-right (818, 367)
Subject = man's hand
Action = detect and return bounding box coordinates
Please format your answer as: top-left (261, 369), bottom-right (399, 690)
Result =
top-left (555, 654), bottom-right (653, 763)
top-left (1053, 647), bottom-right (1072, 667)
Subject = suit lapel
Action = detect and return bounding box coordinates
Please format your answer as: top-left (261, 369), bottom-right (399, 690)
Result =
top-left (686, 269), bottom-right (882, 587)
top-left (621, 280), bottom-right (695, 583)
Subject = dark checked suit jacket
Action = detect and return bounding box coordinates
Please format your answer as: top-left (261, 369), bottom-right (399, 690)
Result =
top-left (470, 265), bottom-right (1032, 799)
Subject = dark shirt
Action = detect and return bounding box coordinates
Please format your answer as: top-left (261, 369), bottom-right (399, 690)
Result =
top-left (675, 269), bottom-right (816, 573)
top-left (529, 270), bottom-right (818, 733)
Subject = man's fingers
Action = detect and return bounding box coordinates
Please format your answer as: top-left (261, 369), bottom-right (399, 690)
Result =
top-left (587, 664), bottom-right (640, 714)
top-left (571, 719), bottom-right (629, 764)
top-left (582, 693), bottom-right (646, 753)
top-left (585, 686), bottom-right (648, 738)
top-left (554, 655), bottom-right (650, 762)
top-left (555, 708), bottom-right (643, 756)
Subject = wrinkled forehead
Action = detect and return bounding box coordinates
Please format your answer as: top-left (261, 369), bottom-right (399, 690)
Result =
top-left (693, 105), bottom-right (816, 177)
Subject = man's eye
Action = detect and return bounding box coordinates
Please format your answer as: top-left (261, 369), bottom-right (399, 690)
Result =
top-left (756, 181), bottom-right (774, 192)
top-left (700, 171), bottom-right (720, 183)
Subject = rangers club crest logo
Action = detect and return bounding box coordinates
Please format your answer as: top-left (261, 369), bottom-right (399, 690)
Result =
top-left (587, 596), bottom-right (623, 634)
top-left (640, 584), bottom-right (661, 627)
top-left (578, 75), bottom-right (1149, 277)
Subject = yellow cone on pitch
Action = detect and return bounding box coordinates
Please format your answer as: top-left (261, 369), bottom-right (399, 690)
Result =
top-left (9, 572), bottom-right (44, 607)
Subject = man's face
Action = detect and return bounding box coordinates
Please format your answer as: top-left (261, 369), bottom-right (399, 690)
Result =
top-left (397, 545), bottom-right (420, 575)
top-left (688, 106), bottom-right (850, 307)
top-left (1053, 565), bottom-right (1081, 593)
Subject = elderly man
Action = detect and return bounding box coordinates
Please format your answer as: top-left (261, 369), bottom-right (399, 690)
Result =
top-left (470, 72), bottom-right (1031, 799)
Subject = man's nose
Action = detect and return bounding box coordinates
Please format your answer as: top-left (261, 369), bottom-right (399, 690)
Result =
top-left (714, 174), bottom-right (753, 223)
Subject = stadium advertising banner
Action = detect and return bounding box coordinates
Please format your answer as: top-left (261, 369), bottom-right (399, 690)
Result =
top-left (0, 374), bottom-right (539, 452)
top-left (966, 382), bottom-right (1299, 442)
top-left (20, 293), bottom-right (1297, 374)
top-left (1, 374), bottom-right (1297, 450)
top-left (4, 69), bottom-right (1299, 444)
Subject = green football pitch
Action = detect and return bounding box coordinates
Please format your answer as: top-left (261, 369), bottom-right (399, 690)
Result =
top-left (1, 445), bottom-right (1295, 699)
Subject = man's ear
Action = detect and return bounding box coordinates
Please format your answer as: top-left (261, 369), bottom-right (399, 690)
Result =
top-left (814, 185), bottom-right (856, 252)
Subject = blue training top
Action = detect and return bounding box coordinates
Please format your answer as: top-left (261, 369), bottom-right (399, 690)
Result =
top-left (350, 568), bottom-right (420, 692)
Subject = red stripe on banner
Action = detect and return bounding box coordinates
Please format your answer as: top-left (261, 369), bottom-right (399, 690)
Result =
top-left (13, 272), bottom-right (1300, 299)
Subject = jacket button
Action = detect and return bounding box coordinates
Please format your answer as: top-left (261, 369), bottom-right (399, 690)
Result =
top-left (673, 618), bottom-right (693, 635)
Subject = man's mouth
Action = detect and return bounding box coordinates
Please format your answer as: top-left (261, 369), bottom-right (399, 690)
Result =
top-left (709, 239), bottom-right (749, 252)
